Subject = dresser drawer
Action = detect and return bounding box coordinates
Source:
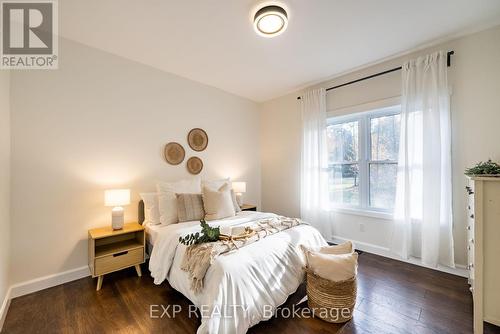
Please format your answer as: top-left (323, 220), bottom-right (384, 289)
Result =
top-left (95, 247), bottom-right (144, 276)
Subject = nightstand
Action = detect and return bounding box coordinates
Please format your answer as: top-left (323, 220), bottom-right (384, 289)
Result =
top-left (240, 204), bottom-right (257, 211)
top-left (88, 222), bottom-right (145, 291)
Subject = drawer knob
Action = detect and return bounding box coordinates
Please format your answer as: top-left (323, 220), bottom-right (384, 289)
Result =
top-left (113, 251), bottom-right (129, 257)
top-left (469, 287), bottom-right (474, 293)
top-left (470, 214), bottom-right (474, 219)
top-left (467, 226), bottom-right (471, 231)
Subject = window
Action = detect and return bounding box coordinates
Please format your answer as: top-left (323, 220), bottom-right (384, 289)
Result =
top-left (327, 106), bottom-right (401, 212)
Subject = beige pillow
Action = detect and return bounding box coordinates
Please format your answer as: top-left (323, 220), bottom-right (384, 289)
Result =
top-left (176, 193), bottom-right (205, 223)
top-left (202, 183), bottom-right (236, 221)
top-left (306, 251), bottom-right (358, 282)
top-left (202, 178), bottom-right (231, 190)
top-left (203, 178), bottom-right (241, 213)
top-left (309, 241), bottom-right (354, 255)
top-left (301, 241), bottom-right (354, 258)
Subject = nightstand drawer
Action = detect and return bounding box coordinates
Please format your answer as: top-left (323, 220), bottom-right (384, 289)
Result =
top-left (95, 247), bottom-right (144, 276)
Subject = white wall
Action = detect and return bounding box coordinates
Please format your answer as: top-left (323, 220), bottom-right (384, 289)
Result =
top-left (260, 25), bottom-right (500, 267)
top-left (9, 38), bottom-right (261, 284)
top-left (0, 71), bottom-right (10, 323)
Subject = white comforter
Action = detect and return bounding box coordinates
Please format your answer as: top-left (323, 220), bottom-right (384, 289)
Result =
top-left (149, 211), bottom-right (326, 334)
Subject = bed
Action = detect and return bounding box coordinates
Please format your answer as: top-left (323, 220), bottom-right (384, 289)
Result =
top-left (139, 202), bottom-right (327, 334)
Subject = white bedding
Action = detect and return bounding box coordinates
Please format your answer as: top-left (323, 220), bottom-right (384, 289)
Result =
top-left (148, 211), bottom-right (326, 334)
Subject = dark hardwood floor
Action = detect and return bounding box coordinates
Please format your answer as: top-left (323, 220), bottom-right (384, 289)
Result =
top-left (2, 252), bottom-right (498, 334)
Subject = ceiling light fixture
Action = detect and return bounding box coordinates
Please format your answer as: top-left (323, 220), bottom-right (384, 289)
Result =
top-left (253, 5), bottom-right (288, 38)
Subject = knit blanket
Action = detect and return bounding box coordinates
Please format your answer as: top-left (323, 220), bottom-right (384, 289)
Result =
top-left (180, 216), bottom-right (303, 293)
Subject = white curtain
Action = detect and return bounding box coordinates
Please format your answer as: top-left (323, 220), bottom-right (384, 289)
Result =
top-left (300, 88), bottom-right (330, 238)
top-left (391, 51), bottom-right (455, 268)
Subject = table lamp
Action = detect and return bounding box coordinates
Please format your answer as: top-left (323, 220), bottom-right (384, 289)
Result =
top-left (104, 189), bottom-right (130, 230)
top-left (232, 182), bottom-right (246, 206)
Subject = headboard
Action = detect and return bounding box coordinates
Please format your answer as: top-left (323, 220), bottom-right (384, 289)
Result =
top-left (138, 200), bottom-right (145, 225)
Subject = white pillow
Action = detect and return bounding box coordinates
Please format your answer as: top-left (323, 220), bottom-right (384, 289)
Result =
top-left (139, 193), bottom-right (160, 225)
top-left (306, 251), bottom-right (358, 282)
top-left (202, 183), bottom-right (236, 221)
top-left (304, 241), bottom-right (354, 255)
top-left (157, 176), bottom-right (201, 225)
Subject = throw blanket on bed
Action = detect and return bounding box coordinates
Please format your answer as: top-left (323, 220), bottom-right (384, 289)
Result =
top-left (180, 216), bottom-right (302, 293)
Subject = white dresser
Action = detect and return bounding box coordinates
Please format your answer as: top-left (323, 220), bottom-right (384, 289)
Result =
top-left (466, 176), bottom-right (500, 333)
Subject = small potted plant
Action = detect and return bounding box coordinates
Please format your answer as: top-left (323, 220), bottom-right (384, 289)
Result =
top-left (465, 159), bottom-right (500, 177)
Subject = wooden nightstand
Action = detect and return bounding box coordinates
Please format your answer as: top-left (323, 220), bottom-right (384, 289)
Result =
top-left (88, 222), bottom-right (145, 291)
top-left (240, 204), bottom-right (257, 211)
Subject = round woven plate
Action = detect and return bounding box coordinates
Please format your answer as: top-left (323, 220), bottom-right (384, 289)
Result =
top-left (186, 156), bottom-right (203, 175)
top-left (187, 128), bottom-right (208, 152)
top-left (164, 142), bottom-right (185, 165)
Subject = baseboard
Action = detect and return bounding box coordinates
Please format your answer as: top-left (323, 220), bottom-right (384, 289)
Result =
top-left (331, 235), bottom-right (391, 255)
top-left (0, 266), bottom-right (90, 332)
top-left (0, 287), bottom-right (12, 333)
top-left (485, 317), bottom-right (500, 327)
top-left (330, 235), bottom-right (469, 278)
top-left (9, 266), bottom-right (90, 299)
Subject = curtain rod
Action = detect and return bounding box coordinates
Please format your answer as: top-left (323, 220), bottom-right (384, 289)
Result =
top-left (297, 51), bottom-right (454, 100)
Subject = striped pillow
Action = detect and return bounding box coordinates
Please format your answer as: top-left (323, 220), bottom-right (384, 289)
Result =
top-left (176, 193), bottom-right (205, 223)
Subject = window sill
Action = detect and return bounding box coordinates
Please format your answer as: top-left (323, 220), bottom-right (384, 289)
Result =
top-left (330, 207), bottom-right (393, 220)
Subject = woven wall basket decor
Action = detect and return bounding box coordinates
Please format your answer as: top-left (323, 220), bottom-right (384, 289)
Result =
top-left (186, 156), bottom-right (203, 175)
top-left (164, 142), bottom-right (185, 165)
top-left (187, 128), bottom-right (208, 152)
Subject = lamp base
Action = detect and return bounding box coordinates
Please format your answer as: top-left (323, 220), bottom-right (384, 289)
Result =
top-left (111, 207), bottom-right (124, 230)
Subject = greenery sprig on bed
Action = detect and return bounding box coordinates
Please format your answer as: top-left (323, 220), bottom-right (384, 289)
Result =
top-left (179, 219), bottom-right (220, 245)
top-left (465, 159), bottom-right (500, 176)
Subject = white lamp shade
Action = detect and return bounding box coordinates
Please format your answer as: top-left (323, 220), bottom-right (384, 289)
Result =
top-left (232, 182), bottom-right (247, 193)
top-left (104, 189), bottom-right (130, 207)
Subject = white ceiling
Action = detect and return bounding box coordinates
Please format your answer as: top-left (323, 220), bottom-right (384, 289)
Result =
top-left (60, 0), bottom-right (500, 102)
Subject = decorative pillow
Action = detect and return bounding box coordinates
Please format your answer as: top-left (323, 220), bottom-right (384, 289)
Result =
top-left (305, 251), bottom-right (359, 282)
top-left (304, 241), bottom-right (354, 255)
top-left (202, 178), bottom-right (241, 212)
top-left (157, 176), bottom-right (202, 225)
top-left (230, 189), bottom-right (241, 213)
top-left (139, 193), bottom-right (160, 225)
top-left (176, 193), bottom-right (205, 223)
top-left (202, 183), bottom-right (236, 221)
top-left (202, 177), bottom-right (232, 190)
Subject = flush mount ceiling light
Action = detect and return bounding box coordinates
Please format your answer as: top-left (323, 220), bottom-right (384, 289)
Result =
top-left (253, 5), bottom-right (288, 37)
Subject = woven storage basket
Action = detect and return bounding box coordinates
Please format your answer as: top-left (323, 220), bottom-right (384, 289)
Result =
top-left (305, 268), bottom-right (357, 323)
